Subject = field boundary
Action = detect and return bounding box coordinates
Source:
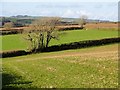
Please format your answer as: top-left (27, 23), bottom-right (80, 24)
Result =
top-left (1, 50), bottom-right (30, 58)
top-left (1, 37), bottom-right (120, 58)
top-left (43, 37), bottom-right (120, 52)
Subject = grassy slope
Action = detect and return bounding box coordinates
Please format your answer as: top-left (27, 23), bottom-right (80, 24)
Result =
top-left (1, 34), bottom-right (27, 51)
top-left (2, 43), bottom-right (118, 88)
top-left (50, 29), bottom-right (118, 46)
top-left (1, 29), bottom-right (119, 51)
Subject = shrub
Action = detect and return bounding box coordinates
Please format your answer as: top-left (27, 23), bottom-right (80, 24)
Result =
top-left (1, 50), bottom-right (29, 58)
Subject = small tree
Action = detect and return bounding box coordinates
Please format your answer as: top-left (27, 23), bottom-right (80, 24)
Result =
top-left (3, 22), bottom-right (14, 30)
top-left (78, 15), bottom-right (88, 28)
top-left (24, 17), bottom-right (61, 52)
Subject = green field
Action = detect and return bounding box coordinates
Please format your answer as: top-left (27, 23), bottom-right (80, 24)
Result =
top-left (2, 43), bottom-right (118, 88)
top-left (1, 29), bottom-right (119, 51)
top-left (1, 29), bottom-right (119, 88)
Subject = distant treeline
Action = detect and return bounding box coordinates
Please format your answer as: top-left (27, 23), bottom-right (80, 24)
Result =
top-left (0, 17), bottom-right (78, 27)
top-left (1, 17), bottom-right (34, 27)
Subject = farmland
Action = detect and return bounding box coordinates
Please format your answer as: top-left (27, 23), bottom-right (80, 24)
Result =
top-left (2, 43), bottom-right (118, 88)
top-left (1, 27), bottom-right (119, 88)
top-left (1, 22), bottom-right (119, 88)
top-left (1, 1), bottom-right (119, 88)
top-left (1, 29), bottom-right (119, 51)
top-left (0, 0), bottom-right (120, 90)
top-left (85, 22), bottom-right (118, 29)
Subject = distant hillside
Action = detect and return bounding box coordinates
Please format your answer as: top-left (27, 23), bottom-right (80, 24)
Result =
top-left (9, 15), bottom-right (111, 23)
top-left (0, 15), bottom-right (111, 27)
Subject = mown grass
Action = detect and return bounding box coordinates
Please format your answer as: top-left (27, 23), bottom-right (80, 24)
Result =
top-left (1, 29), bottom-right (119, 51)
top-left (2, 43), bottom-right (118, 88)
top-left (50, 29), bottom-right (119, 46)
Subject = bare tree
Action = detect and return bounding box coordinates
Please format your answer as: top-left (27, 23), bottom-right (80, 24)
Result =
top-left (78, 15), bottom-right (88, 28)
top-left (24, 17), bottom-right (61, 52)
top-left (3, 22), bottom-right (14, 30)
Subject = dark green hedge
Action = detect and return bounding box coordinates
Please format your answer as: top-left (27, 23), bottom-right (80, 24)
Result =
top-left (43, 37), bottom-right (120, 52)
top-left (59, 26), bottom-right (83, 31)
top-left (1, 50), bottom-right (29, 58)
top-left (1, 37), bottom-right (120, 58)
top-left (0, 29), bottom-right (23, 35)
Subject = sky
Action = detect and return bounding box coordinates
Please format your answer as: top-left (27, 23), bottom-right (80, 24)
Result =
top-left (0, 0), bottom-right (119, 21)
top-left (1, 0), bottom-right (119, 2)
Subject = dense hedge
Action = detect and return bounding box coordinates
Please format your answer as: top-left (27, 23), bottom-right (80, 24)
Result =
top-left (43, 37), bottom-right (120, 52)
top-left (0, 29), bottom-right (23, 35)
top-left (0, 31), bottom-right (18, 35)
top-left (59, 26), bottom-right (83, 31)
top-left (1, 37), bottom-right (120, 58)
top-left (0, 27), bottom-right (83, 35)
top-left (1, 50), bottom-right (30, 58)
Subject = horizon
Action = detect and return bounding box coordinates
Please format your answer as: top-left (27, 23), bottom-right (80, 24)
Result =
top-left (0, 2), bottom-right (118, 21)
top-left (0, 15), bottom-right (114, 22)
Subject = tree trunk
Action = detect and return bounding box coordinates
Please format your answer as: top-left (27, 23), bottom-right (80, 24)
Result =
top-left (46, 32), bottom-right (51, 48)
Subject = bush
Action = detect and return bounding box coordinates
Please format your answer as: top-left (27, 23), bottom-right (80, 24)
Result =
top-left (1, 37), bottom-right (120, 58)
top-left (0, 29), bottom-right (23, 35)
top-left (43, 37), bottom-right (120, 52)
top-left (59, 26), bottom-right (83, 31)
top-left (1, 50), bottom-right (29, 58)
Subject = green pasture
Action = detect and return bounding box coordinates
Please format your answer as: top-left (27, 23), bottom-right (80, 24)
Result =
top-left (2, 44), bottom-right (118, 88)
top-left (1, 29), bottom-right (119, 51)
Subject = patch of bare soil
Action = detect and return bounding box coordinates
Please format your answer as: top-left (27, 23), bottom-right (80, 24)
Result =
top-left (85, 22), bottom-right (118, 29)
top-left (16, 50), bottom-right (118, 62)
top-left (16, 44), bottom-right (118, 62)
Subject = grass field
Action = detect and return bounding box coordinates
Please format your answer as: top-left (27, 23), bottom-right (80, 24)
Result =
top-left (2, 43), bottom-right (118, 88)
top-left (1, 29), bottom-right (119, 51)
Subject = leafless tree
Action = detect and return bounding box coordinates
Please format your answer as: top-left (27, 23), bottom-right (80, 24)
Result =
top-left (24, 17), bottom-right (61, 52)
top-left (78, 15), bottom-right (88, 28)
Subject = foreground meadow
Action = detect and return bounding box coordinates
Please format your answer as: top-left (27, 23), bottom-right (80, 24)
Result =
top-left (2, 43), bottom-right (118, 88)
top-left (1, 29), bottom-right (119, 51)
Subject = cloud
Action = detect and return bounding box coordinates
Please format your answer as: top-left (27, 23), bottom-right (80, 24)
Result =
top-left (1, 2), bottom-right (118, 21)
top-left (77, 10), bottom-right (91, 16)
top-left (61, 9), bottom-right (91, 18)
top-left (94, 4), bottom-right (103, 8)
top-left (2, 0), bottom-right (119, 2)
top-left (62, 9), bottom-right (76, 18)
